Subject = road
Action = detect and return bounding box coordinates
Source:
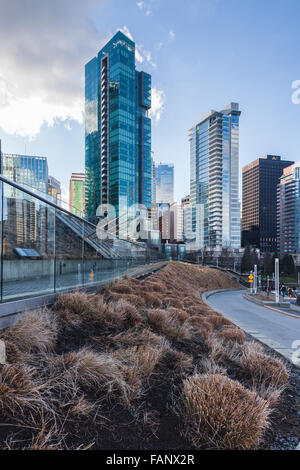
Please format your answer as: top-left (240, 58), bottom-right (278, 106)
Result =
top-left (205, 290), bottom-right (300, 349)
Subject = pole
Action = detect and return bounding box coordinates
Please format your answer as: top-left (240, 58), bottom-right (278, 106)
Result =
top-left (254, 264), bottom-right (257, 295)
top-left (250, 270), bottom-right (253, 294)
top-left (275, 258), bottom-right (279, 304)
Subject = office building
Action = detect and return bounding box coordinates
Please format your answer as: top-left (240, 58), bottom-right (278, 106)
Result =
top-left (242, 155), bottom-right (294, 252)
top-left (69, 173), bottom-right (85, 217)
top-left (170, 202), bottom-right (183, 242)
top-left (48, 176), bottom-right (61, 203)
top-left (1, 152), bottom-right (48, 194)
top-left (85, 31), bottom-right (152, 228)
top-left (277, 163), bottom-right (300, 256)
top-left (182, 195), bottom-right (193, 244)
top-left (155, 163), bottom-right (174, 204)
top-left (189, 103), bottom-right (241, 250)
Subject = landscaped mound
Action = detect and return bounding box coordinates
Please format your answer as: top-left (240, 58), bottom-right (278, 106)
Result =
top-left (0, 262), bottom-right (291, 450)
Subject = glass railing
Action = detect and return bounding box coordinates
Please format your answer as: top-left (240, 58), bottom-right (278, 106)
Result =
top-left (0, 176), bottom-right (166, 304)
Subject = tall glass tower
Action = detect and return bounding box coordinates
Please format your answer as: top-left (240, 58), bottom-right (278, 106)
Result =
top-left (155, 163), bottom-right (174, 204)
top-left (189, 103), bottom-right (241, 250)
top-left (85, 31), bottom-right (152, 228)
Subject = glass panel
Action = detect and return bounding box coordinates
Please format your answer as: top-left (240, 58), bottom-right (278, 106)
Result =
top-left (54, 210), bottom-right (84, 292)
top-left (2, 182), bottom-right (55, 302)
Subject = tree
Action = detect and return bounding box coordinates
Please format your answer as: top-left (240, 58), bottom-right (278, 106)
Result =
top-left (241, 244), bottom-right (252, 273)
top-left (281, 254), bottom-right (295, 275)
top-left (251, 248), bottom-right (259, 270)
top-left (220, 247), bottom-right (231, 267)
top-left (263, 251), bottom-right (273, 275)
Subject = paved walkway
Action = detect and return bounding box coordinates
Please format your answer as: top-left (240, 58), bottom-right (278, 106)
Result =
top-left (204, 289), bottom-right (300, 361)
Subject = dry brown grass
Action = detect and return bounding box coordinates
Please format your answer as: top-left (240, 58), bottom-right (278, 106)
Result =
top-left (52, 348), bottom-right (132, 405)
top-left (0, 364), bottom-right (46, 420)
top-left (3, 309), bottom-right (58, 354)
top-left (147, 309), bottom-right (192, 341)
top-left (237, 343), bottom-right (289, 387)
top-left (55, 291), bottom-right (96, 314)
top-left (220, 326), bottom-right (246, 344)
top-left (0, 262), bottom-right (290, 450)
top-left (181, 373), bottom-right (270, 449)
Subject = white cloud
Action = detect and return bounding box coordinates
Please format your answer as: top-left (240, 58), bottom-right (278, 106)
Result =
top-left (150, 88), bottom-right (165, 124)
top-left (136, 1), bottom-right (152, 16)
top-left (119, 26), bottom-right (156, 69)
top-left (0, 0), bottom-right (107, 138)
top-left (169, 30), bottom-right (175, 40)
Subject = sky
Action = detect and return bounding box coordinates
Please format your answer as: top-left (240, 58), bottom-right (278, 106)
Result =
top-left (0, 0), bottom-right (300, 203)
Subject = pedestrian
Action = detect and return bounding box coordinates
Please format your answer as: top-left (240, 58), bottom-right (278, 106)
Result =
top-left (288, 287), bottom-right (292, 298)
top-left (267, 285), bottom-right (271, 297)
top-left (281, 285), bottom-right (286, 298)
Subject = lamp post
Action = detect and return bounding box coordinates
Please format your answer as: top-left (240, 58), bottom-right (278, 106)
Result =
top-left (275, 258), bottom-right (279, 304)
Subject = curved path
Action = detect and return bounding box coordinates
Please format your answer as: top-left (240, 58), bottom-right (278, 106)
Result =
top-left (204, 290), bottom-right (300, 354)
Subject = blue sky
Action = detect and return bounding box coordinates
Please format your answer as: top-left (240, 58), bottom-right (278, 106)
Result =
top-left (0, 0), bottom-right (299, 202)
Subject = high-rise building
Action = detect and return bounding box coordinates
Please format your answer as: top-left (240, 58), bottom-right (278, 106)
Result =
top-left (155, 163), bottom-right (174, 204)
top-left (1, 152), bottom-right (48, 194)
top-left (182, 195), bottom-right (193, 244)
top-left (170, 202), bottom-right (183, 242)
top-left (242, 155), bottom-right (294, 252)
top-left (151, 156), bottom-right (156, 204)
top-left (189, 103), bottom-right (241, 250)
top-left (48, 176), bottom-right (61, 203)
top-left (85, 31), bottom-right (152, 228)
top-left (69, 173), bottom-right (85, 217)
top-left (277, 163), bottom-right (300, 256)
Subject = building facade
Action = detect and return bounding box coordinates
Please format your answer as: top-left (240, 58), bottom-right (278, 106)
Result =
top-left (277, 163), bottom-right (300, 256)
top-left (1, 153), bottom-right (48, 194)
top-left (48, 176), bottom-right (61, 203)
top-left (189, 103), bottom-right (241, 250)
top-left (242, 155), bottom-right (294, 252)
top-left (85, 31), bottom-right (152, 229)
top-left (69, 173), bottom-right (85, 217)
top-left (155, 163), bottom-right (174, 204)
top-left (182, 195), bottom-right (193, 245)
top-left (170, 202), bottom-right (183, 242)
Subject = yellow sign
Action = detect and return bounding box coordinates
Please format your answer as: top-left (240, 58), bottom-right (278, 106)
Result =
top-left (248, 275), bottom-right (254, 280)
top-left (89, 272), bottom-right (95, 281)
top-left (249, 279), bottom-right (253, 283)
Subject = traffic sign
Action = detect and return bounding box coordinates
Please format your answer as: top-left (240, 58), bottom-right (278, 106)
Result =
top-left (248, 274), bottom-right (254, 280)
top-left (249, 279), bottom-right (253, 283)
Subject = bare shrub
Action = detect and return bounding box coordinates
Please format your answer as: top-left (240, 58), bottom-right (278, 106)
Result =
top-left (3, 310), bottom-right (58, 354)
top-left (181, 373), bottom-right (270, 449)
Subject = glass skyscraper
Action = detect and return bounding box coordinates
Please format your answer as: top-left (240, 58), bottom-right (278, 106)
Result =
top-left (189, 103), bottom-right (241, 250)
top-left (1, 153), bottom-right (48, 194)
top-left (277, 163), bottom-right (300, 256)
top-left (85, 31), bottom-right (152, 230)
top-left (155, 163), bottom-right (174, 204)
